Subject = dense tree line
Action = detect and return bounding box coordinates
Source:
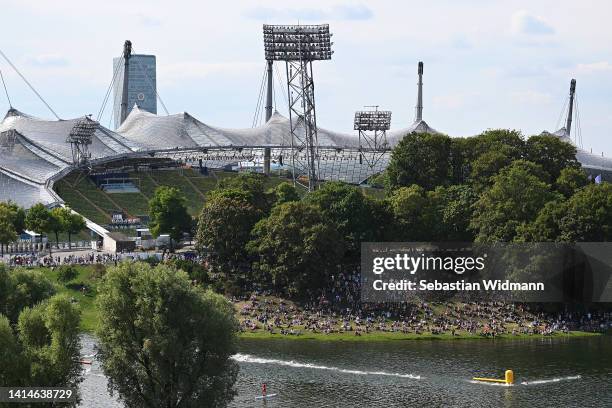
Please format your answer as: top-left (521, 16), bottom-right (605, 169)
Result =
top-left (195, 130), bottom-right (611, 298)
top-left (0, 202), bottom-right (86, 253)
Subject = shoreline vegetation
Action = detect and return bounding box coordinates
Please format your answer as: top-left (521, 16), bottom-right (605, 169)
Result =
top-left (31, 264), bottom-right (604, 342)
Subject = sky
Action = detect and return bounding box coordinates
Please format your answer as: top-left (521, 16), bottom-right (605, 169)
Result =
top-left (1, 0), bottom-right (611, 155)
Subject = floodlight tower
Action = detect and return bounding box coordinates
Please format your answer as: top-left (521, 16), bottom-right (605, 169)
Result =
top-left (263, 24), bottom-right (333, 191)
top-left (66, 116), bottom-right (97, 166)
top-left (354, 106), bottom-right (391, 168)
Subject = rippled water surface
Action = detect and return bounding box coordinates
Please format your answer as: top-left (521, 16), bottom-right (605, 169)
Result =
top-left (80, 335), bottom-right (612, 407)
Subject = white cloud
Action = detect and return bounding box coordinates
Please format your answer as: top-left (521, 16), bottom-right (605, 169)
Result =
top-left (243, 4), bottom-right (373, 21)
top-left (27, 54), bottom-right (69, 67)
top-left (511, 11), bottom-right (555, 35)
top-left (510, 90), bottom-right (552, 105)
top-left (576, 61), bottom-right (612, 73)
top-left (159, 61), bottom-right (261, 84)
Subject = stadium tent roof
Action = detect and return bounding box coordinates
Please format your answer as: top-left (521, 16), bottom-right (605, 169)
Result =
top-left (541, 127), bottom-right (612, 172)
top-left (117, 105), bottom-right (441, 151)
top-left (0, 108), bottom-right (142, 207)
top-left (117, 106), bottom-right (362, 150)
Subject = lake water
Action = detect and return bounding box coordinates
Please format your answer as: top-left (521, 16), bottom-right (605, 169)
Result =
top-left (80, 335), bottom-right (612, 407)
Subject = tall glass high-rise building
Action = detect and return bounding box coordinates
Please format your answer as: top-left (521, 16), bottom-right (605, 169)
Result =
top-left (112, 54), bottom-right (157, 129)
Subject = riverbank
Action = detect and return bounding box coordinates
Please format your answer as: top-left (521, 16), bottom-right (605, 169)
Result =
top-left (23, 264), bottom-right (609, 341)
top-left (239, 330), bottom-right (600, 341)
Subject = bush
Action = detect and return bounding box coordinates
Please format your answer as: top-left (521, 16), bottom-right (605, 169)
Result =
top-left (90, 264), bottom-right (107, 280)
top-left (56, 265), bottom-right (78, 283)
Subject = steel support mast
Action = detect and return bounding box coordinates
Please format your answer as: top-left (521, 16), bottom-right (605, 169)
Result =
top-left (355, 107), bottom-right (391, 168)
top-left (119, 40), bottom-right (132, 126)
top-left (263, 24), bottom-right (333, 191)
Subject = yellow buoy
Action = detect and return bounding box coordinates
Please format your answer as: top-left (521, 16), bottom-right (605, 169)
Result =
top-left (473, 370), bottom-right (514, 384)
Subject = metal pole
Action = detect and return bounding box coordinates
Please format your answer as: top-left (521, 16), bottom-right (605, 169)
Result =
top-left (566, 79), bottom-right (576, 136)
top-left (416, 61), bottom-right (423, 122)
top-left (120, 40), bottom-right (132, 127)
top-left (263, 60), bottom-right (273, 174)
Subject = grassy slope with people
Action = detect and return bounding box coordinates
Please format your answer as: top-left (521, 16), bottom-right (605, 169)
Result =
top-left (29, 264), bottom-right (602, 341)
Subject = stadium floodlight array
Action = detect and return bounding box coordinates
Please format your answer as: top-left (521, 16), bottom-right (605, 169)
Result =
top-left (263, 24), bottom-right (333, 61)
top-left (354, 108), bottom-right (392, 169)
top-left (262, 24), bottom-right (333, 191)
top-left (354, 111), bottom-right (392, 132)
top-left (66, 116), bottom-right (97, 166)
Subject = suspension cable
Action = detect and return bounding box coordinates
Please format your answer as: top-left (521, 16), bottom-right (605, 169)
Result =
top-left (252, 64), bottom-right (267, 127)
top-left (97, 56), bottom-right (123, 121)
top-left (274, 63), bottom-right (288, 111)
top-left (0, 48), bottom-right (60, 119)
top-left (555, 95), bottom-right (568, 131)
top-left (0, 68), bottom-right (12, 108)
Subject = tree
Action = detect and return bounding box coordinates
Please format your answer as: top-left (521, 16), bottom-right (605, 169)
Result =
top-left (270, 182), bottom-right (300, 206)
top-left (216, 173), bottom-right (271, 212)
top-left (0, 201), bottom-right (26, 233)
top-left (555, 167), bottom-right (588, 197)
top-left (386, 132), bottom-right (452, 190)
top-left (459, 129), bottom-right (525, 182)
top-left (248, 202), bottom-right (344, 296)
top-left (0, 266), bottom-right (55, 324)
top-left (387, 184), bottom-right (429, 240)
top-left (62, 211), bottom-right (86, 250)
top-left (0, 211), bottom-right (17, 256)
top-left (96, 262), bottom-right (239, 408)
top-left (525, 134), bottom-right (580, 182)
top-left (17, 295), bottom-right (82, 402)
top-left (49, 207), bottom-right (69, 248)
top-left (470, 160), bottom-right (560, 242)
top-left (148, 186), bottom-right (192, 251)
top-left (428, 184), bottom-right (477, 241)
top-left (196, 194), bottom-right (262, 273)
top-left (0, 314), bottom-right (28, 387)
top-left (556, 183), bottom-right (612, 241)
top-left (305, 181), bottom-right (391, 259)
top-left (25, 203), bottom-right (52, 244)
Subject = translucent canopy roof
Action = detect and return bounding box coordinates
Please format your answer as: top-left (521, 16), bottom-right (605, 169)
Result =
top-left (0, 108), bottom-right (141, 207)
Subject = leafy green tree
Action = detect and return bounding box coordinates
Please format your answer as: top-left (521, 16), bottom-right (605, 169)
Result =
top-left (0, 314), bottom-right (28, 386)
top-left (387, 185), bottom-right (429, 240)
top-left (469, 148), bottom-right (515, 187)
top-left (25, 203), bottom-right (52, 244)
top-left (0, 201), bottom-right (26, 233)
top-left (270, 182), bottom-right (300, 205)
top-left (17, 295), bottom-right (82, 402)
top-left (148, 186), bottom-right (192, 251)
top-left (216, 173), bottom-right (271, 212)
top-left (96, 262), bottom-right (239, 408)
top-left (555, 167), bottom-right (589, 197)
top-left (305, 182), bottom-right (391, 258)
top-left (0, 266), bottom-right (55, 324)
top-left (525, 134), bottom-right (580, 182)
top-left (248, 201), bottom-right (344, 296)
top-left (61, 211), bottom-right (86, 250)
top-left (49, 207), bottom-right (69, 247)
top-left (0, 213), bottom-right (17, 256)
top-left (556, 183), bottom-right (612, 241)
top-left (470, 160), bottom-right (560, 242)
top-left (515, 200), bottom-right (565, 242)
top-left (428, 184), bottom-right (477, 241)
top-left (386, 132), bottom-right (452, 190)
top-left (196, 194), bottom-right (262, 273)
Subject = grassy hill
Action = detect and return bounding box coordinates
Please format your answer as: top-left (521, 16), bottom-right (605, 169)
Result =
top-left (54, 169), bottom-right (287, 228)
